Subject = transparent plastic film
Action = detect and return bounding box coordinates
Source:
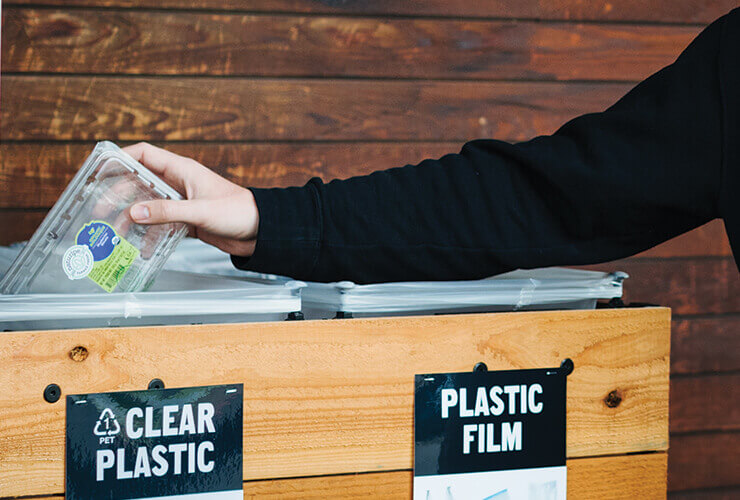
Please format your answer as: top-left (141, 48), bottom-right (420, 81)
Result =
top-left (0, 269), bottom-right (304, 331)
top-left (302, 269), bottom-right (627, 316)
top-left (162, 239), bottom-right (628, 316)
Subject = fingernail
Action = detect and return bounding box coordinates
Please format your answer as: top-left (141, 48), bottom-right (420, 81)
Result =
top-left (130, 204), bottom-right (150, 221)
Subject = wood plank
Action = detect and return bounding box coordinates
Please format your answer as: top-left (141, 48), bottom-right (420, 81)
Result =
top-left (0, 308), bottom-right (670, 496)
top-left (1, 9), bottom-right (698, 81)
top-left (0, 76), bottom-right (631, 141)
top-left (668, 433), bottom-right (740, 492)
top-left (21, 453), bottom-right (669, 500)
top-left (0, 145), bottom-right (733, 257)
top-left (637, 220), bottom-right (731, 258)
top-left (0, 142), bottom-right (459, 208)
top-left (672, 316), bottom-right (740, 374)
top-left (670, 488), bottom-right (740, 499)
top-left (0, 210), bottom-right (47, 245)
top-left (582, 258), bottom-right (740, 315)
top-left (3, 0), bottom-right (736, 24)
top-left (670, 374), bottom-right (740, 433)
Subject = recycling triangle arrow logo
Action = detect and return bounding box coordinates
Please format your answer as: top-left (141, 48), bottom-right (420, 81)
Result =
top-left (93, 408), bottom-right (121, 436)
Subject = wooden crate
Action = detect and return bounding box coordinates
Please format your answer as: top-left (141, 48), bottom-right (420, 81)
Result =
top-left (0, 307), bottom-right (670, 498)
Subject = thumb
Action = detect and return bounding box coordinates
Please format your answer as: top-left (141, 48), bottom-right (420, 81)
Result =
top-left (130, 199), bottom-right (205, 226)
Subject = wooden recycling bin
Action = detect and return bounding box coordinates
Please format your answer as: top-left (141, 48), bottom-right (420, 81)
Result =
top-left (0, 307), bottom-right (670, 498)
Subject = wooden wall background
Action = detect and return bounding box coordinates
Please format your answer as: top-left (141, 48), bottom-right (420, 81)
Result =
top-left (1, 1), bottom-right (738, 497)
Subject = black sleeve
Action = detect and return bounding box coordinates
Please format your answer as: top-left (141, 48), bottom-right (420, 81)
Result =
top-left (233, 11), bottom-right (734, 284)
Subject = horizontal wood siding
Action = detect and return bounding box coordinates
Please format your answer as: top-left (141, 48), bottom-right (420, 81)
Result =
top-left (4, 0), bottom-right (738, 23)
top-left (1, 77), bottom-right (632, 141)
top-left (1, 2), bottom-right (737, 497)
top-left (2, 9), bottom-right (699, 80)
top-left (28, 453), bottom-right (671, 499)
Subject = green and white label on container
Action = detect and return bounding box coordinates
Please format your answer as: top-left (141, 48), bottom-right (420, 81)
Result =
top-left (62, 220), bottom-right (139, 292)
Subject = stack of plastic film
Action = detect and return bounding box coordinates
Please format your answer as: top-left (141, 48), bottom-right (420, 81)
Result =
top-left (0, 142), bottom-right (188, 294)
top-left (300, 268), bottom-right (628, 319)
top-left (160, 239), bottom-right (628, 319)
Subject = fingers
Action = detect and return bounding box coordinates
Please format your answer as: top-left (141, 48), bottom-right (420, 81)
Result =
top-left (123, 142), bottom-right (204, 195)
top-left (129, 200), bottom-right (256, 257)
top-left (130, 199), bottom-right (206, 227)
top-left (123, 142), bottom-right (185, 175)
top-left (130, 187), bottom-right (258, 245)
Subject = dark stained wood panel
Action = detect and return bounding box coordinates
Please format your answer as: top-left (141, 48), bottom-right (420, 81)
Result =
top-left (670, 488), bottom-right (740, 499)
top-left (668, 433), bottom-right (740, 492)
top-left (670, 374), bottom-right (740, 433)
top-left (0, 144), bottom-right (733, 257)
top-left (0, 76), bottom-right (631, 141)
top-left (4, 0), bottom-right (737, 24)
top-left (672, 316), bottom-right (740, 374)
top-left (0, 210), bottom-right (47, 245)
top-left (583, 258), bottom-right (740, 315)
top-left (637, 220), bottom-right (731, 258)
top-left (1, 9), bottom-right (698, 81)
top-left (0, 142), bottom-right (458, 207)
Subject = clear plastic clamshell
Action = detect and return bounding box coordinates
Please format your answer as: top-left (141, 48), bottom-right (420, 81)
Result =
top-left (0, 142), bottom-right (187, 294)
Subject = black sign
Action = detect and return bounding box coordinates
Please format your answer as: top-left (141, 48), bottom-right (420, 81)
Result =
top-left (414, 367), bottom-right (567, 499)
top-left (66, 384), bottom-right (243, 500)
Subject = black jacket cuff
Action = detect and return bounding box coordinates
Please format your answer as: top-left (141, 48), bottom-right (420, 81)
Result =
top-left (231, 181), bottom-right (322, 279)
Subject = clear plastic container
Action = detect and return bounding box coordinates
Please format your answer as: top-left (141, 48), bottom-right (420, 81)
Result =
top-left (0, 142), bottom-right (187, 294)
top-left (0, 270), bottom-right (305, 331)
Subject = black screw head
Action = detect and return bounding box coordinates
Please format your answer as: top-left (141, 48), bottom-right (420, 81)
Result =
top-left (287, 311), bottom-right (304, 321)
top-left (148, 378), bottom-right (165, 390)
top-left (560, 358), bottom-right (574, 376)
top-left (43, 383), bottom-right (61, 403)
top-left (473, 362), bottom-right (488, 372)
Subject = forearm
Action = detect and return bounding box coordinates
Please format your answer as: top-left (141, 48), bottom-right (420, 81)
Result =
top-left (234, 12), bottom-right (728, 283)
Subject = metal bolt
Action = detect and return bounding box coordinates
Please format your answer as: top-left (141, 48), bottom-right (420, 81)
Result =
top-left (148, 378), bottom-right (165, 390)
top-left (560, 358), bottom-right (574, 376)
top-left (43, 383), bottom-right (61, 403)
top-left (473, 362), bottom-right (488, 372)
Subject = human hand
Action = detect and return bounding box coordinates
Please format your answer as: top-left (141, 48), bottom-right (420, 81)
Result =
top-left (124, 142), bottom-right (258, 257)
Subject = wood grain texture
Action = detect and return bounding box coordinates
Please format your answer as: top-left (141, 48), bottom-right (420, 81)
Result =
top-left (18, 453), bottom-right (669, 500)
top-left (222, 453), bottom-right (672, 499)
top-left (3, 0), bottom-right (737, 23)
top-left (671, 316), bottom-right (740, 374)
top-left (1, 3), bottom-right (732, 498)
top-left (582, 258), bottom-right (740, 315)
top-left (0, 142), bottom-right (459, 207)
top-left (668, 433), bottom-right (740, 492)
top-left (637, 220), bottom-right (731, 258)
top-left (0, 144), bottom-right (733, 256)
top-left (670, 488), bottom-right (740, 499)
top-left (1, 9), bottom-right (698, 81)
top-left (0, 76), bottom-right (631, 141)
top-left (670, 374), bottom-right (740, 433)
top-left (0, 308), bottom-right (670, 497)
top-left (0, 210), bottom-right (47, 245)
